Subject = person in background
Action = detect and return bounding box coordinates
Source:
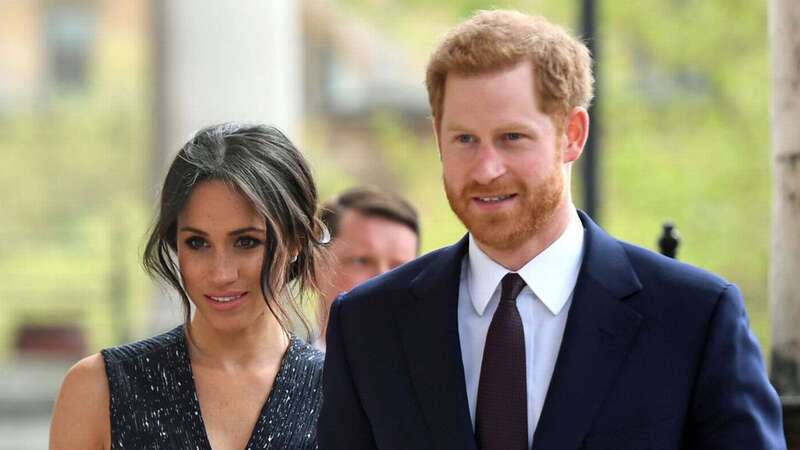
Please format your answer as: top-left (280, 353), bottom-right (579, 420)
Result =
top-left (316, 186), bottom-right (419, 350)
top-left (319, 9), bottom-right (785, 450)
top-left (50, 123), bottom-right (328, 450)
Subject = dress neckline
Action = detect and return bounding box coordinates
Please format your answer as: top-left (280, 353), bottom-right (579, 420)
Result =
top-left (177, 325), bottom-right (301, 450)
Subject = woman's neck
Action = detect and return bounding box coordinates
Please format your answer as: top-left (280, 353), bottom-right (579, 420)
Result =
top-left (187, 311), bottom-right (289, 370)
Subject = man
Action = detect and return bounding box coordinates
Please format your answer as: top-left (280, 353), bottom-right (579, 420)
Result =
top-left (319, 10), bottom-right (784, 450)
top-left (316, 186), bottom-right (419, 350)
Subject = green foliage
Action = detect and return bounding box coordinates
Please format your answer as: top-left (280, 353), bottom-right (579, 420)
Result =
top-left (0, 29), bottom-right (152, 358)
top-left (330, 0), bottom-right (772, 352)
top-left (369, 113), bottom-right (466, 249)
top-left (1, 0), bottom-right (773, 359)
top-left (600, 0), bottom-right (770, 350)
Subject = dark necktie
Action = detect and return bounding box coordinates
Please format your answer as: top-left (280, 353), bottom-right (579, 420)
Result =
top-left (476, 273), bottom-right (528, 450)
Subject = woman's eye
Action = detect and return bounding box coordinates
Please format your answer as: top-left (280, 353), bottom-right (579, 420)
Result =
top-left (235, 236), bottom-right (262, 249)
top-left (185, 237), bottom-right (208, 250)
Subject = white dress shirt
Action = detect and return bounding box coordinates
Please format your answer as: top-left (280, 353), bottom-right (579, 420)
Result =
top-left (458, 208), bottom-right (585, 447)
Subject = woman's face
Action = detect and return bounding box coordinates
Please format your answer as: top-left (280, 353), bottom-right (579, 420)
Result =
top-left (176, 180), bottom-right (269, 333)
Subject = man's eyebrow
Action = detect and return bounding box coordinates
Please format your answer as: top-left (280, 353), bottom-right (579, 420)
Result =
top-left (443, 123), bottom-right (471, 133)
top-left (498, 122), bottom-right (538, 132)
top-left (443, 122), bottom-right (539, 133)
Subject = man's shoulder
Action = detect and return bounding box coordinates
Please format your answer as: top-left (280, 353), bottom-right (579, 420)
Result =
top-left (615, 238), bottom-right (732, 302)
top-left (579, 211), bottom-right (731, 302)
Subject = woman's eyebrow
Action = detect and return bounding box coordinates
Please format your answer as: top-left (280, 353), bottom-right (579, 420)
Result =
top-left (178, 226), bottom-right (266, 236)
top-left (178, 226), bottom-right (206, 235)
top-left (229, 227), bottom-right (266, 236)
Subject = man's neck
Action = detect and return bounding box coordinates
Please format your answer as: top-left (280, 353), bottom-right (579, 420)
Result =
top-left (474, 205), bottom-right (574, 271)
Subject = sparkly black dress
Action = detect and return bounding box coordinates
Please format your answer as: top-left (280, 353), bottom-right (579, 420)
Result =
top-left (101, 326), bottom-right (323, 449)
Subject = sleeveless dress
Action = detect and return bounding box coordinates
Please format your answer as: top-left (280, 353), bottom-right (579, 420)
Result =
top-left (101, 325), bottom-right (324, 449)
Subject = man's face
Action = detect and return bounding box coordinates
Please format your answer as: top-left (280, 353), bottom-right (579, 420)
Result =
top-left (321, 209), bottom-right (418, 306)
top-left (436, 61), bottom-right (577, 253)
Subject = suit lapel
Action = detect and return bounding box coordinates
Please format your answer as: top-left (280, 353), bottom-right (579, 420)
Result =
top-left (532, 212), bottom-right (644, 450)
top-left (392, 235), bottom-right (478, 450)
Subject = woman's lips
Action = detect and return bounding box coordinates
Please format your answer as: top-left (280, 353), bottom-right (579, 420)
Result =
top-left (204, 292), bottom-right (248, 311)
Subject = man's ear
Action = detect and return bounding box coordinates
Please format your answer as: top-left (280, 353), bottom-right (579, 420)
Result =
top-left (563, 107), bottom-right (589, 163)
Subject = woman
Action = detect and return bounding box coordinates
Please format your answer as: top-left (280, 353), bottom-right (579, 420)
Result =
top-left (50, 124), bottom-right (328, 449)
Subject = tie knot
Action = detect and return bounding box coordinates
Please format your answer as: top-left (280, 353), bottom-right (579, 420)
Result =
top-left (500, 273), bottom-right (526, 302)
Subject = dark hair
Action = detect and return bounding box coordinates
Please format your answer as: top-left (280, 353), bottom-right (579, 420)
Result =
top-left (143, 123), bottom-right (327, 337)
top-left (320, 186), bottom-right (420, 251)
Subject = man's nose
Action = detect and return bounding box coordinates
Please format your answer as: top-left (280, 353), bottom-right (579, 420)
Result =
top-left (471, 142), bottom-right (506, 185)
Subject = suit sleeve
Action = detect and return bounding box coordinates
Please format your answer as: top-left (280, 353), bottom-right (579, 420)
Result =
top-left (688, 283), bottom-right (786, 450)
top-left (318, 296), bottom-right (378, 450)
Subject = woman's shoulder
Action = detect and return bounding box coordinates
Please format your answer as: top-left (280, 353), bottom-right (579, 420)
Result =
top-left (54, 353), bottom-right (109, 422)
top-left (101, 325), bottom-right (185, 365)
top-left (58, 353), bottom-right (109, 398)
top-left (50, 353), bottom-right (110, 448)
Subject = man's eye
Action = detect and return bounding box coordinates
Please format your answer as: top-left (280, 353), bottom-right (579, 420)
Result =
top-left (185, 237), bottom-right (208, 250)
top-left (235, 236), bottom-right (262, 249)
top-left (456, 135), bottom-right (475, 144)
top-left (349, 257), bottom-right (369, 267)
top-left (505, 132), bottom-right (524, 141)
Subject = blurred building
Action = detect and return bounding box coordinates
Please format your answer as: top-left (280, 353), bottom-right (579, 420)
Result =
top-left (1, 0), bottom-right (427, 360)
top-left (0, 3), bottom-right (426, 445)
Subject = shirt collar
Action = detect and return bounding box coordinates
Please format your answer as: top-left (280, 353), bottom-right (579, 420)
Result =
top-left (466, 208), bottom-right (585, 316)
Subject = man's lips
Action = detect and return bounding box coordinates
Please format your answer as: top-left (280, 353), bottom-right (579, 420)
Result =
top-left (472, 193), bottom-right (518, 203)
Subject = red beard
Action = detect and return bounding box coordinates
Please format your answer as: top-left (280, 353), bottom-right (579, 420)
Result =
top-left (444, 161), bottom-right (564, 251)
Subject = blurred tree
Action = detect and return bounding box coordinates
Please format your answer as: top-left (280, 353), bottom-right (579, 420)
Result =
top-left (768, 0), bottom-right (800, 395)
top-left (0, 1), bottom-right (152, 356)
top-left (332, 0), bottom-right (774, 350)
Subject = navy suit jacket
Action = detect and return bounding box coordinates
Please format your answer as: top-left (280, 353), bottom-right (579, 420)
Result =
top-left (319, 212), bottom-right (785, 450)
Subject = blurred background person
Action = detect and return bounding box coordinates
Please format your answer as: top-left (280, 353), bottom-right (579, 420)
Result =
top-left (50, 124), bottom-right (327, 449)
top-left (316, 187), bottom-right (420, 350)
